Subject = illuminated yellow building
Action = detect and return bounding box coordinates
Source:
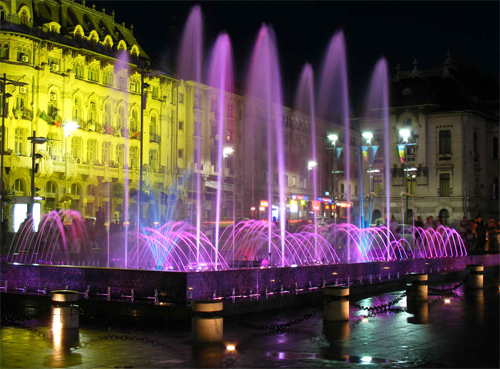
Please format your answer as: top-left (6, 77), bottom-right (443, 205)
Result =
top-left (0, 0), bottom-right (359, 231)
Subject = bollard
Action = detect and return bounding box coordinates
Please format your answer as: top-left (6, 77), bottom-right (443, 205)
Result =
top-left (323, 286), bottom-right (349, 322)
top-left (406, 273), bottom-right (428, 303)
top-left (191, 300), bottom-right (223, 343)
top-left (407, 301), bottom-right (429, 325)
top-left (465, 264), bottom-right (484, 289)
top-left (51, 290), bottom-right (80, 329)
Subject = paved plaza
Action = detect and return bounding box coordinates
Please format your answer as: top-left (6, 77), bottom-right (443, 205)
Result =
top-left (1, 277), bottom-right (498, 368)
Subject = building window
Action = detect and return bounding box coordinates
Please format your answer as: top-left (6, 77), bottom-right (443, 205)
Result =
top-left (71, 183), bottom-right (81, 196)
top-left (130, 146), bottom-right (138, 168)
top-left (88, 102), bottom-right (97, 125)
top-left (103, 71), bottom-right (113, 85)
top-left (45, 181), bottom-right (56, 194)
top-left (228, 104), bottom-right (234, 118)
top-left (226, 129), bottom-right (232, 142)
top-left (152, 86), bottom-right (159, 99)
top-left (104, 104), bottom-right (112, 128)
top-left (117, 106), bottom-right (124, 129)
top-left (149, 149), bottom-right (157, 170)
top-left (194, 94), bottom-right (201, 108)
top-left (116, 144), bottom-right (125, 167)
top-left (178, 149), bottom-right (184, 159)
top-left (211, 99), bottom-right (217, 112)
top-left (47, 133), bottom-right (59, 157)
top-left (179, 94), bottom-right (184, 104)
top-left (179, 120), bottom-right (184, 130)
top-left (493, 137), bottom-right (498, 160)
top-left (72, 97), bottom-right (81, 121)
top-left (102, 142), bottom-right (111, 165)
top-left (20, 10), bottom-right (28, 25)
top-left (71, 136), bottom-right (82, 159)
top-left (0, 43), bottom-right (9, 59)
top-left (292, 176), bottom-right (296, 186)
top-left (130, 109), bottom-right (138, 132)
top-left (17, 51), bottom-right (29, 63)
top-left (87, 139), bottom-right (96, 164)
top-left (14, 179), bottom-right (24, 193)
top-left (439, 173), bottom-right (451, 197)
top-left (439, 209), bottom-right (450, 225)
top-left (15, 128), bottom-right (24, 155)
top-left (75, 64), bottom-right (84, 79)
top-left (439, 130), bottom-right (451, 154)
top-left (88, 68), bottom-right (99, 82)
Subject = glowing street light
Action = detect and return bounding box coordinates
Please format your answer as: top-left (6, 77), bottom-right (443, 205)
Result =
top-left (63, 121), bottom-right (79, 136)
top-left (223, 147), bottom-right (234, 158)
top-left (399, 128), bottom-right (411, 143)
top-left (307, 160), bottom-right (318, 171)
top-left (362, 131), bottom-right (373, 145)
top-left (328, 134), bottom-right (339, 146)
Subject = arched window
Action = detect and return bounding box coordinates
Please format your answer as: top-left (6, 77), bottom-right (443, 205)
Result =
top-left (113, 184), bottom-right (124, 198)
top-left (88, 101), bottom-right (97, 124)
top-left (150, 114), bottom-right (157, 135)
top-left (371, 210), bottom-right (382, 224)
top-left (117, 106), bottom-right (124, 129)
top-left (0, 43), bottom-right (9, 59)
top-left (71, 183), bottom-right (81, 196)
top-left (14, 179), bottom-right (25, 193)
top-left (19, 10), bottom-right (28, 25)
top-left (439, 209), bottom-right (449, 225)
top-left (117, 40), bottom-right (127, 51)
top-left (48, 92), bottom-right (58, 119)
top-left (45, 181), bottom-right (56, 194)
top-left (438, 130), bottom-right (451, 154)
top-left (130, 109), bottom-right (138, 132)
top-left (104, 103), bottom-right (112, 127)
top-left (86, 185), bottom-right (95, 196)
top-left (72, 96), bottom-right (81, 121)
top-left (0, 8), bottom-right (5, 22)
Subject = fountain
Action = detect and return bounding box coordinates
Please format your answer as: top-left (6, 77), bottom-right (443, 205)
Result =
top-left (1, 7), bottom-right (478, 307)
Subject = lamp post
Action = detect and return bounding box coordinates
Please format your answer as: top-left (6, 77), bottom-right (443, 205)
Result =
top-left (63, 122), bottom-right (79, 210)
top-left (398, 127), bottom-right (412, 224)
top-left (327, 134), bottom-right (341, 223)
top-left (27, 132), bottom-right (51, 218)
top-left (1, 74), bottom-right (28, 221)
top-left (361, 131), bottom-right (378, 225)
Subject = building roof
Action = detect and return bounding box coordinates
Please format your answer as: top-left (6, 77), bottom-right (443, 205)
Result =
top-left (391, 55), bottom-right (498, 119)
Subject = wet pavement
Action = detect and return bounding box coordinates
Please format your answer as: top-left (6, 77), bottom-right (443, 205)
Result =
top-left (1, 279), bottom-right (499, 368)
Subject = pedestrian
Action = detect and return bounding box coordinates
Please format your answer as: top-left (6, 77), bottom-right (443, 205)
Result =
top-left (486, 218), bottom-right (498, 252)
top-left (415, 216), bottom-right (425, 228)
top-left (475, 216), bottom-right (486, 250)
top-left (390, 216), bottom-right (398, 234)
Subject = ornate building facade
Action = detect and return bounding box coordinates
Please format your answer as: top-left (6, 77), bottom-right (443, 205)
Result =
top-left (359, 55), bottom-right (499, 226)
top-left (1, 0), bottom-right (360, 231)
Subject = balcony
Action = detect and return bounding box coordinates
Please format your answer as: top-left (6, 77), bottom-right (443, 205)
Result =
top-left (149, 133), bottom-right (160, 143)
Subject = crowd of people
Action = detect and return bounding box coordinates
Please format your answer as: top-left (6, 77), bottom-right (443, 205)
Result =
top-left (459, 216), bottom-right (500, 252)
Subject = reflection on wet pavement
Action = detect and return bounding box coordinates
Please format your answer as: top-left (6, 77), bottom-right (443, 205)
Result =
top-left (1, 281), bottom-right (499, 368)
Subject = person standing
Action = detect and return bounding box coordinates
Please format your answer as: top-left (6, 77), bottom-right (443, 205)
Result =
top-left (475, 216), bottom-right (486, 251)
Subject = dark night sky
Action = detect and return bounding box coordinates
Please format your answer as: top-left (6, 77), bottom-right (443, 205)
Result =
top-left (88, 1), bottom-right (499, 106)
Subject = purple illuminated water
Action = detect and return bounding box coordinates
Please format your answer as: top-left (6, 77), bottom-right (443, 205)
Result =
top-left (295, 63), bottom-right (319, 259)
top-left (206, 33), bottom-right (235, 270)
top-left (364, 58), bottom-right (391, 259)
top-left (5, 11), bottom-right (470, 273)
top-left (317, 31), bottom-right (352, 261)
top-left (246, 25), bottom-right (287, 266)
top-left (177, 5), bottom-right (204, 263)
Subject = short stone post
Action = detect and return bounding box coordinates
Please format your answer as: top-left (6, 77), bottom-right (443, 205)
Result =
top-left (323, 286), bottom-right (349, 321)
top-left (191, 301), bottom-right (223, 343)
top-left (406, 302), bottom-right (429, 324)
top-left (406, 273), bottom-right (428, 303)
top-left (465, 264), bottom-right (484, 289)
top-left (51, 290), bottom-right (80, 329)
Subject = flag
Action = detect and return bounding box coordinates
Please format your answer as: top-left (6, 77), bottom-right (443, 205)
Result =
top-left (335, 147), bottom-right (343, 160)
top-left (361, 146), bottom-right (369, 163)
top-left (38, 110), bottom-right (51, 124)
top-left (397, 144), bottom-right (406, 163)
top-left (370, 145), bottom-right (379, 164)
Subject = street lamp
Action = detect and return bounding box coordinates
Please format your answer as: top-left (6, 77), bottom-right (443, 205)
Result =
top-left (28, 132), bottom-right (52, 218)
top-left (307, 160), bottom-right (318, 171)
top-left (362, 131), bottom-right (378, 225)
top-left (1, 74), bottom-right (28, 221)
top-left (63, 122), bottom-right (79, 210)
top-left (398, 126), bottom-right (412, 224)
top-left (327, 134), bottom-right (341, 223)
top-left (223, 147), bottom-right (234, 158)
